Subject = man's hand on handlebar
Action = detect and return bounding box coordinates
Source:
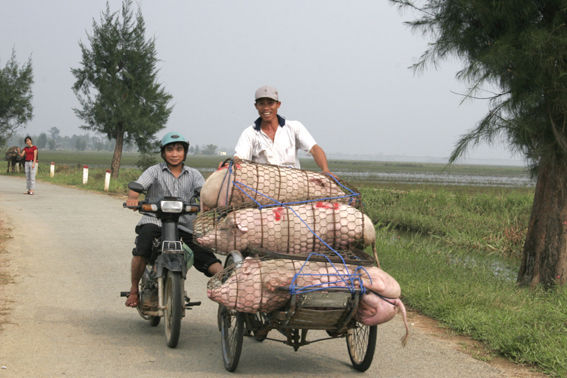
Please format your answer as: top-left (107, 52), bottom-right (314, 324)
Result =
top-left (126, 189), bottom-right (141, 210)
top-left (126, 198), bottom-right (139, 209)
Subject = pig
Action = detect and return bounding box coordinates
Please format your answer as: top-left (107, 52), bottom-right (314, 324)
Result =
top-left (200, 159), bottom-right (360, 210)
top-left (207, 258), bottom-right (400, 315)
top-left (360, 266), bottom-right (401, 299)
top-left (356, 292), bottom-right (410, 346)
top-left (208, 257), bottom-right (291, 313)
top-left (195, 201), bottom-right (376, 257)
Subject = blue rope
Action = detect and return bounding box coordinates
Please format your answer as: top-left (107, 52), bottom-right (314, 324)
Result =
top-left (226, 161), bottom-right (360, 208)
top-left (222, 160), bottom-right (235, 206)
top-left (232, 180), bottom-right (265, 206)
top-left (226, 160), bottom-right (367, 295)
top-left (231, 178), bottom-right (361, 209)
top-left (289, 263), bottom-right (373, 295)
top-left (289, 252), bottom-right (358, 295)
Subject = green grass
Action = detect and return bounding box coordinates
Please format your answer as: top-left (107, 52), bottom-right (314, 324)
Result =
top-left (361, 185), bottom-right (533, 258)
top-left (358, 183), bottom-right (565, 375)
top-left (378, 228), bottom-right (566, 376)
top-left (3, 152), bottom-right (564, 376)
top-left (40, 166), bottom-right (141, 194)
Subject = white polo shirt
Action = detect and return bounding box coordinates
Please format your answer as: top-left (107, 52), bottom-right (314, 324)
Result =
top-left (234, 115), bottom-right (317, 168)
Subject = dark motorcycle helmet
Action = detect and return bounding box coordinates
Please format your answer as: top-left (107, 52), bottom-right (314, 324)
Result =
top-left (160, 132), bottom-right (190, 161)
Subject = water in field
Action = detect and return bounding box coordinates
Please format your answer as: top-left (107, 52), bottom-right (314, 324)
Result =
top-left (196, 167), bottom-right (534, 187)
top-left (447, 253), bottom-right (519, 281)
top-left (334, 171), bottom-right (535, 187)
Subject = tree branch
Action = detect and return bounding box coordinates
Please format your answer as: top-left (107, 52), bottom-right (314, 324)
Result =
top-left (549, 109), bottom-right (567, 153)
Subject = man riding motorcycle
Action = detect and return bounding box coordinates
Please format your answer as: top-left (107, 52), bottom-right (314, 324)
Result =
top-left (124, 132), bottom-right (222, 307)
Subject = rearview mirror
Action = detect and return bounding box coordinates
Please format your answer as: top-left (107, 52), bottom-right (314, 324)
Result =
top-left (128, 181), bottom-right (145, 193)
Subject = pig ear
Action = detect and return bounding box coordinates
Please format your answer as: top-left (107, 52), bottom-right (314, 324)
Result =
top-left (235, 220), bottom-right (248, 233)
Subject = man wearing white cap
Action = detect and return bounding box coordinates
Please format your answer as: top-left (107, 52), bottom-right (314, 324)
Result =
top-left (234, 85), bottom-right (332, 173)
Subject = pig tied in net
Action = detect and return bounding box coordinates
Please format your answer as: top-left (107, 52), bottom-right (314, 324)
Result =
top-left (200, 159), bottom-right (361, 209)
top-left (208, 256), bottom-right (409, 344)
top-left (193, 201), bottom-right (375, 257)
top-left (207, 256), bottom-right (370, 313)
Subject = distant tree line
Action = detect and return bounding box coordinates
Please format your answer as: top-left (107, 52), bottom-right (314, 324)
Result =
top-left (5, 127), bottom-right (224, 156)
top-left (6, 127), bottom-right (137, 152)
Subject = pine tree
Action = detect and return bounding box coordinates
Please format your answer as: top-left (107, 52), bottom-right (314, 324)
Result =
top-left (391, 0), bottom-right (567, 287)
top-left (0, 49), bottom-right (33, 147)
top-left (72, 0), bottom-right (172, 178)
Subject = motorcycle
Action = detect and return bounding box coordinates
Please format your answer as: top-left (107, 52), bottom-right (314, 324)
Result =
top-left (120, 181), bottom-right (201, 348)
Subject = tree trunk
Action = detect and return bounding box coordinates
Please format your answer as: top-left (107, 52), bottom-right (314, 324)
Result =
top-left (111, 124), bottom-right (124, 179)
top-left (517, 157), bottom-right (567, 287)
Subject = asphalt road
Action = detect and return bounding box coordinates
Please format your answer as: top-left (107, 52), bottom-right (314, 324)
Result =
top-left (0, 175), bottom-right (534, 377)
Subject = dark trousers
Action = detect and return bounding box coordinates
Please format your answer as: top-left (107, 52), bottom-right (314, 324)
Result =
top-left (133, 223), bottom-right (221, 277)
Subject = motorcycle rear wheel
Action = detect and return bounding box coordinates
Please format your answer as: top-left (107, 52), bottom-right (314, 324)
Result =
top-left (220, 305), bottom-right (244, 371)
top-left (164, 271), bottom-right (183, 348)
top-left (219, 253), bottom-right (244, 371)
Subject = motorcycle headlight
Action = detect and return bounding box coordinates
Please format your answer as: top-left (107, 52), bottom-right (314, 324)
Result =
top-left (160, 200), bottom-right (184, 213)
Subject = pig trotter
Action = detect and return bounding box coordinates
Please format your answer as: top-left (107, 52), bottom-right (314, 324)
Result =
top-left (395, 298), bottom-right (410, 347)
top-left (372, 244), bottom-right (380, 268)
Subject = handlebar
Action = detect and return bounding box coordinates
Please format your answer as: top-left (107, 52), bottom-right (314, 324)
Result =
top-left (122, 201), bottom-right (200, 214)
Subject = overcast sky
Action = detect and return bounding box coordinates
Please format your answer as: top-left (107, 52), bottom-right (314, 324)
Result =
top-left (1, 0), bottom-right (524, 164)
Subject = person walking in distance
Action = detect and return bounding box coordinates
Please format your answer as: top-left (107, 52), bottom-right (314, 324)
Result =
top-left (18, 136), bottom-right (38, 195)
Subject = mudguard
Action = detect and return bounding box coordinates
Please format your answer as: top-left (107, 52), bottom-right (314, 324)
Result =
top-left (155, 252), bottom-right (187, 279)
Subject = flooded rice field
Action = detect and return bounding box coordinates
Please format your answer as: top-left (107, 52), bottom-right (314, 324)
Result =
top-left (194, 167), bottom-right (534, 187)
top-left (40, 151), bottom-right (533, 187)
top-left (335, 171), bottom-right (535, 187)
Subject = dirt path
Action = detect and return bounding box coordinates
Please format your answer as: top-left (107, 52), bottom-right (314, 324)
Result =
top-left (0, 175), bottom-right (543, 377)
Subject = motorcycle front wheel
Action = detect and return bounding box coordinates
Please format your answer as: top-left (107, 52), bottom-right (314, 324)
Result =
top-left (164, 271), bottom-right (183, 348)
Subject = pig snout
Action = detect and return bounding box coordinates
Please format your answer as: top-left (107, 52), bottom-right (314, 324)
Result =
top-left (200, 167), bottom-right (232, 209)
top-left (358, 293), bottom-right (397, 325)
top-left (196, 233), bottom-right (215, 248)
top-left (196, 214), bottom-right (250, 252)
top-left (361, 266), bottom-right (401, 299)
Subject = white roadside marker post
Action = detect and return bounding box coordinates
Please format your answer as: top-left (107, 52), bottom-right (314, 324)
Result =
top-left (82, 165), bottom-right (88, 185)
top-left (50, 162), bottom-right (55, 178)
top-left (104, 169), bottom-right (111, 191)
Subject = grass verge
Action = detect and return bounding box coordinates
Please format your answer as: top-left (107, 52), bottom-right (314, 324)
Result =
top-left (378, 228), bottom-right (566, 376)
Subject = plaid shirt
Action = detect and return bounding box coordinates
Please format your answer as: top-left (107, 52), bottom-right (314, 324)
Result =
top-left (135, 162), bottom-right (205, 233)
